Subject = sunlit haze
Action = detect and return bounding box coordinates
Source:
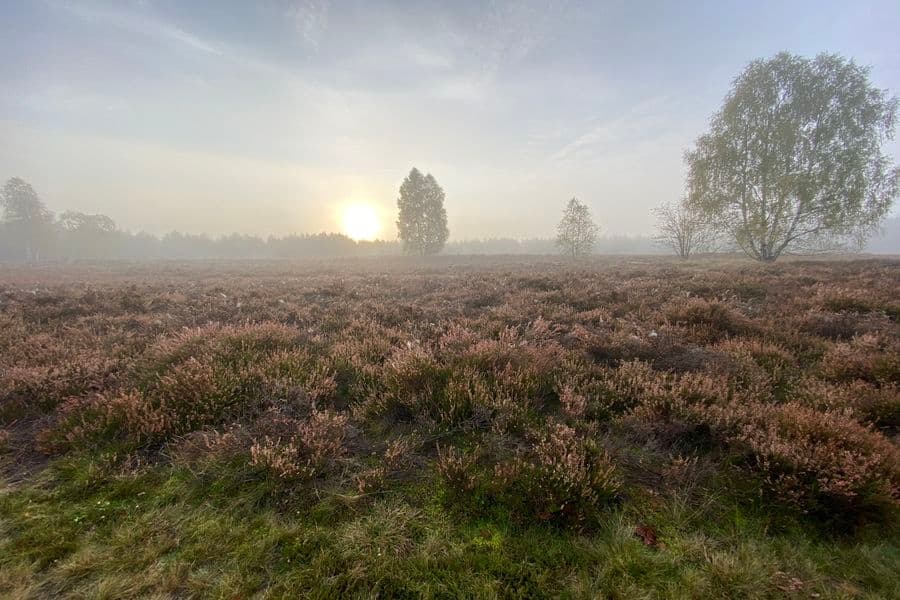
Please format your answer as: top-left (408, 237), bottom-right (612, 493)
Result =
top-left (1, 0), bottom-right (898, 239)
top-left (341, 203), bottom-right (380, 241)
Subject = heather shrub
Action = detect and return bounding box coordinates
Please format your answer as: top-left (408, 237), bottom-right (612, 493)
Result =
top-left (501, 422), bottom-right (620, 526)
top-left (355, 434), bottom-right (421, 493)
top-left (37, 391), bottom-right (165, 453)
top-left (0, 357), bottom-right (125, 420)
top-left (585, 329), bottom-right (653, 367)
top-left (455, 326), bottom-right (567, 401)
top-left (793, 379), bottom-right (900, 435)
top-left (249, 410), bottom-right (348, 481)
top-left (622, 368), bottom-right (728, 452)
top-left (708, 401), bottom-right (900, 523)
top-left (437, 423), bottom-right (621, 527)
top-left (814, 286), bottom-right (875, 314)
top-left (169, 428), bottom-right (247, 470)
top-left (435, 444), bottom-right (480, 495)
top-left (258, 349), bottom-right (339, 410)
top-left (664, 298), bottom-right (753, 342)
top-left (380, 344), bottom-right (456, 425)
top-left (136, 322), bottom-right (303, 387)
top-left (0, 427), bottom-right (11, 453)
top-left (820, 334), bottom-right (900, 385)
top-left (800, 310), bottom-right (867, 341)
top-left (712, 338), bottom-right (795, 399)
top-left (40, 326), bottom-right (307, 452)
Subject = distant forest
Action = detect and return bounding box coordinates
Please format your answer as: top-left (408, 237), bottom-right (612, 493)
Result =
top-left (2, 173), bottom-right (898, 261)
top-left (1, 212), bottom-right (898, 262)
top-left (0, 225), bottom-right (667, 261)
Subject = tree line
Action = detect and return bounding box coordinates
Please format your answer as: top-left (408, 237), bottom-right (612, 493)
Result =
top-left (3, 52), bottom-right (897, 263)
top-left (0, 178), bottom-right (659, 262)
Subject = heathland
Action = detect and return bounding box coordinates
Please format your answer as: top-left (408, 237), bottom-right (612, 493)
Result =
top-left (1, 256), bottom-right (898, 598)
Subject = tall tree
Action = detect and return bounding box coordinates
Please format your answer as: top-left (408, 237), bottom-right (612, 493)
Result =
top-left (0, 177), bottom-right (55, 262)
top-left (396, 168), bottom-right (449, 255)
top-left (652, 198), bottom-right (716, 258)
top-left (686, 52), bottom-right (899, 261)
top-left (555, 197), bottom-right (599, 257)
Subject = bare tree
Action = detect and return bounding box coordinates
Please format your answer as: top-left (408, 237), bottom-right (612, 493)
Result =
top-left (652, 199), bottom-right (716, 258)
top-left (555, 198), bottom-right (599, 257)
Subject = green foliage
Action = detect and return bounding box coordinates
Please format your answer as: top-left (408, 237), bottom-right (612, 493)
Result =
top-left (687, 52), bottom-right (899, 261)
top-left (396, 167), bottom-right (449, 255)
top-left (555, 197), bottom-right (599, 257)
top-left (0, 177), bottom-right (55, 262)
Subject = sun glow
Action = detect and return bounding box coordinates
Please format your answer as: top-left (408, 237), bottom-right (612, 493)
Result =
top-left (341, 204), bottom-right (381, 241)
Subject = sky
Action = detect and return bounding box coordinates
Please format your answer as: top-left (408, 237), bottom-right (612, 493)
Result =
top-left (1, 0), bottom-right (899, 240)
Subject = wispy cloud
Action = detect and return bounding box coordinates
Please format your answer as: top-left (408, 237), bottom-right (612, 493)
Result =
top-left (549, 95), bottom-right (685, 165)
top-left (283, 0), bottom-right (330, 48)
top-left (47, 0), bottom-right (222, 56)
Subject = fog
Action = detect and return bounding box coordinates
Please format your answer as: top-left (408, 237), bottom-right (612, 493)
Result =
top-left (2, 0), bottom-right (898, 245)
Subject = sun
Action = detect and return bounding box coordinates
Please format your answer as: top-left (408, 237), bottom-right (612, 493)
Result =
top-left (341, 204), bottom-right (381, 241)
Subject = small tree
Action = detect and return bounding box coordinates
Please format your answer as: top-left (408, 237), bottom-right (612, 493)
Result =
top-left (396, 167), bottom-right (449, 255)
top-left (686, 52), bottom-right (899, 261)
top-left (58, 211), bottom-right (119, 259)
top-left (0, 177), bottom-right (55, 262)
top-left (555, 197), bottom-right (599, 257)
top-left (652, 199), bottom-right (715, 258)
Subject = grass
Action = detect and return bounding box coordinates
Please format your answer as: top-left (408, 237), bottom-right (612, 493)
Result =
top-left (1, 256), bottom-right (898, 597)
top-left (2, 455), bottom-right (897, 598)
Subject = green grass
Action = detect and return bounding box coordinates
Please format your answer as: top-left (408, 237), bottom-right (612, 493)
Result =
top-left (2, 454), bottom-right (898, 599)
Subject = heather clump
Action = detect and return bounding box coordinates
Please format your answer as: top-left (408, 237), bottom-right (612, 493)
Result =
top-left (437, 422), bottom-right (620, 527)
top-left (37, 391), bottom-right (165, 453)
top-left (709, 401), bottom-right (900, 523)
top-left (813, 286), bottom-right (876, 314)
top-left (0, 356), bottom-right (125, 422)
top-left (664, 297), bottom-right (754, 342)
top-left (355, 434), bottom-right (421, 493)
top-left (39, 324), bottom-right (314, 452)
top-left (508, 421), bottom-right (620, 525)
top-left (379, 344), bottom-right (457, 426)
top-left (249, 409), bottom-right (348, 482)
top-left (793, 378), bottom-right (900, 435)
top-left (820, 334), bottom-right (900, 385)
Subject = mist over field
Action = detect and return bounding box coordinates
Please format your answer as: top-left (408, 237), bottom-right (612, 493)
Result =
top-left (2, 0), bottom-right (899, 249)
top-left (2, 2), bottom-right (900, 598)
